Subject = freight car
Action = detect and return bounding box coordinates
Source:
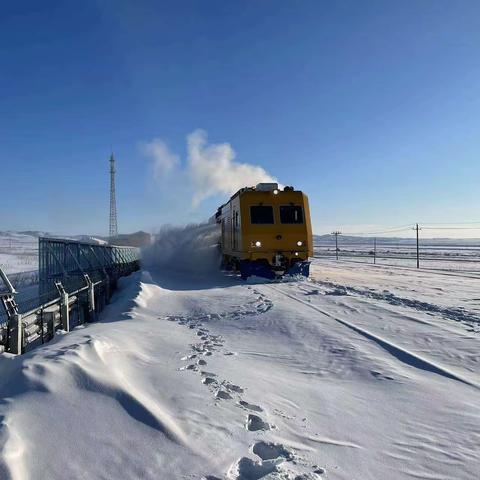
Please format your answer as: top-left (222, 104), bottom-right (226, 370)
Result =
top-left (215, 183), bottom-right (313, 279)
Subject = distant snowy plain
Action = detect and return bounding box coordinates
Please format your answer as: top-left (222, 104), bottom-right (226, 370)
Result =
top-left (0, 233), bottom-right (37, 274)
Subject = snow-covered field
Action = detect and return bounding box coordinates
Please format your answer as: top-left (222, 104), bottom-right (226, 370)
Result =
top-left (0, 256), bottom-right (478, 479)
top-left (314, 235), bottom-right (480, 273)
top-left (0, 232), bottom-right (104, 277)
top-left (315, 250), bottom-right (480, 274)
top-left (0, 233), bottom-right (38, 275)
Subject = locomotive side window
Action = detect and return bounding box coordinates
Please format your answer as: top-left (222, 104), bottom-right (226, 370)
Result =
top-left (280, 205), bottom-right (304, 224)
top-left (250, 206), bottom-right (274, 224)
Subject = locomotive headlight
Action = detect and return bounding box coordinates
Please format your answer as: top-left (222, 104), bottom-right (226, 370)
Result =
top-left (255, 241), bottom-right (262, 247)
top-left (297, 241), bottom-right (303, 247)
top-left (295, 252), bottom-right (299, 256)
top-left (273, 189), bottom-right (279, 195)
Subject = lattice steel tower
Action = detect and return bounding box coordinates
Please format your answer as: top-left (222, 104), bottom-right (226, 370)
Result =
top-left (109, 154), bottom-right (118, 238)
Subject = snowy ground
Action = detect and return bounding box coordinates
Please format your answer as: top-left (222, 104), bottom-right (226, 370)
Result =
top-left (0, 233), bottom-right (38, 275)
top-left (315, 251), bottom-right (480, 274)
top-left (0, 259), bottom-right (479, 479)
top-left (314, 236), bottom-right (480, 273)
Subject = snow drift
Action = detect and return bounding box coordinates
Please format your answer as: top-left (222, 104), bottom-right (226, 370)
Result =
top-left (1, 257), bottom-right (479, 479)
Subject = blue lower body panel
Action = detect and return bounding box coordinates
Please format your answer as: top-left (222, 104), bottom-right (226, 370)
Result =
top-left (240, 260), bottom-right (276, 280)
top-left (239, 260), bottom-right (310, 280)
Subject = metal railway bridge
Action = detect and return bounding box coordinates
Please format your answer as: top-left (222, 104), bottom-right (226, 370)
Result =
top-left (0, 237), bottom-right (140, 354)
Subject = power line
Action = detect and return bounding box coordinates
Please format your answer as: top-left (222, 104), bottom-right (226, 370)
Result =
top-left (420, 221), bottom-right (480, 225)
top-left (326, 222), bottom-right (480, 236)
top-left (422, 227), bottom-right (480, 230)
top-left (339, 224), bottom-right (415, 236)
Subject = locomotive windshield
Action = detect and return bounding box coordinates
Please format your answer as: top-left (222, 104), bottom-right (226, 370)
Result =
top-left (250, 206), bottom-right (274, 224)
top-left (280, 205), bottom-right (304, 224)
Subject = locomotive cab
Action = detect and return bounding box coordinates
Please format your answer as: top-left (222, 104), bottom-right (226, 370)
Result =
top-left (216, 183), bottom-right (313, 279)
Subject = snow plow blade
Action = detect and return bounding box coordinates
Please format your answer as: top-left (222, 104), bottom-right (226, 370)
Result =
top-left (286, 261), bottom-right (310, 278)
top-left (239, 260), bottom-right (310, 280)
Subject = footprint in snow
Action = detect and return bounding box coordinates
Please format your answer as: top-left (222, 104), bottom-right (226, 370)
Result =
top-left (252, 441), bottom-right (293, 461)
top-left (225, 383), bottom-right (244, 394)
top-left (238, 400), bottom-right (263, 412)
top-left (202, 377), bottom-right (217, 385)
top-left (215, 390), bottom-right (233, 400)
top-left (228, 457), bottom-right (276, 479)
top-left (219, 441), bottom-right (322, 480)
top-left (246, 414), bottom-right (270, 431)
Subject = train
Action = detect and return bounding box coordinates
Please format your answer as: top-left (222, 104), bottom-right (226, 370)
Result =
top-left (215, 183), bottom-right (313, 279)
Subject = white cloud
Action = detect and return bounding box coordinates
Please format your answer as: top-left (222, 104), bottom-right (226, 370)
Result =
top-left (186, 129), bottom-right (278, 207)
top-left (142, 129), bottom-right (279, 208)
top-left (141, 138), bottom-right (180, 181)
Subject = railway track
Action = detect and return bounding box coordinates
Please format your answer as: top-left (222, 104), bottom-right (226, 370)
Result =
top-left (262, 283), bottom-right (480, 391)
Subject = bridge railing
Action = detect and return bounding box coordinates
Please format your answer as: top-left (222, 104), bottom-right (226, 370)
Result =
top-left (0, 237), bottom-right (140, 354)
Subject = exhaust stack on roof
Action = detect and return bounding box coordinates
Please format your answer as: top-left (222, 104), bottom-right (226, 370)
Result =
top-left (255, 183), bottom-right (279, 191)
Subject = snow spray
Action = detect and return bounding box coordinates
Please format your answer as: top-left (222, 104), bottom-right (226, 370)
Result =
top-left (142, 222), bottom-right (221, 275)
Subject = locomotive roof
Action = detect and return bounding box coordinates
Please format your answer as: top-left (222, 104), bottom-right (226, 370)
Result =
top-left (215, 185), bottom-right (300, 220)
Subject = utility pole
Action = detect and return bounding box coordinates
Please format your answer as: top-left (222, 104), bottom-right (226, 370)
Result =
top-left (373, 237), bottom-right (376, 265)
top-left (331, 231), bottom-right (341, 260)
top-left (414, 223), bottom-right (420, 268)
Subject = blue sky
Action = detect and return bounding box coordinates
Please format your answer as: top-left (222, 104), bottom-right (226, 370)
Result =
top-left (1, 0), bottom-right (479, 236)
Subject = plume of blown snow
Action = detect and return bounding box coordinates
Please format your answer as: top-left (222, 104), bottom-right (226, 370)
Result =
top-left (142, 223), bottom-right (221, 275)
top-left (187, 129), bottom-right (278, 207)
top-left (141, 138), bottom-right (180, 180)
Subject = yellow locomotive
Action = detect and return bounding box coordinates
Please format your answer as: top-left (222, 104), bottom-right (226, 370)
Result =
top-left (215, 183), bottom-right (313, 279)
